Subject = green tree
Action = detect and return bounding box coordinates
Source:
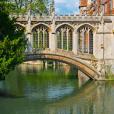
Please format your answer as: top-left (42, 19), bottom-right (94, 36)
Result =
top-left (7, 0), bottom-right (49, 15)
top-left (0, 0), bottom-right (49, 80)
top-left (0, 0), bottom-right (26, 80)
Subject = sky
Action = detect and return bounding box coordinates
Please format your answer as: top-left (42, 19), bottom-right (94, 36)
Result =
top-left (55, 0), bottom-right (79, 15)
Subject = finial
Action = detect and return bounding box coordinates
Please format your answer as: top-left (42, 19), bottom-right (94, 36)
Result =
top-left (49, 0), bottom-right (55, 16)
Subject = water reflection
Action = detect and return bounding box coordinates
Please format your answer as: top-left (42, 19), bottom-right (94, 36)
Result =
top-left (0, 64), bottom-right (114, 114)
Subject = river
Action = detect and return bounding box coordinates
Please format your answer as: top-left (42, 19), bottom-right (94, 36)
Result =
top-left (0, 63), bottom-right (114, 114)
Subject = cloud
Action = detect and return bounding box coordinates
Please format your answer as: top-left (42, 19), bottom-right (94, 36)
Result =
top-left (55, 0), bottom-right (79, 15)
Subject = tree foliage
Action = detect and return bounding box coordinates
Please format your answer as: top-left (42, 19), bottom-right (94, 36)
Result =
top-left (7, 0), bottom-right (49, 15)
top-left (0, 0), bottom-right (49, 80)
top-left (0, 0), bottom-right (26, 79)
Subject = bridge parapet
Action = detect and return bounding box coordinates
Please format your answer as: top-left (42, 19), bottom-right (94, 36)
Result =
top-left (11, 14), bottom-right (111, 23)
top-left (25, 49), bottom-right (102, 80)
top-left (55, 16), bottom-right (101, 22)
top-left (27, 48), bottom-right (97, 61)
top-left (31, 16), bottom-right (52, 22)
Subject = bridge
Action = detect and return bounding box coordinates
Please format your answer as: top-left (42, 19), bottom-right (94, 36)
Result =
top-left (25, 49), bottom-right (101, 80)
top-left (14, 12), bottom-right (114, 80)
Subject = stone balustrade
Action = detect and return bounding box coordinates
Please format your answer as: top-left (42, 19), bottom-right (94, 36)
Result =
top-left (10, 14), bottom-right (111, 23)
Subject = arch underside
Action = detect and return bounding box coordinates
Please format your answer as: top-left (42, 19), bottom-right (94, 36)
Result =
top-left (25, 53), bottom-right (100, 80)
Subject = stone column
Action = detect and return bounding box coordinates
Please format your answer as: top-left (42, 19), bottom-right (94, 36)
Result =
top-left (26, 32), bottom-right (32, 52)
top-left (50, 18), bottom-right (56, 51)
top-left (72, 31), bottom-right (78, 54)
top-left (26, 11), bottom-right (32, 52)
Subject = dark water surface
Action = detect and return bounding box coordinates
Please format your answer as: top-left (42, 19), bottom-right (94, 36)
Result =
top-left (0, 64), bottom-right (114, 114)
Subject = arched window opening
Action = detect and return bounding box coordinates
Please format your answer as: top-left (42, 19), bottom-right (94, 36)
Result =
top-left (56, 25), bottom-right (73, 51)
top-left (78, 25), bottom-right (93, 54)
top-left (32, 25), bottom-right (49, 49)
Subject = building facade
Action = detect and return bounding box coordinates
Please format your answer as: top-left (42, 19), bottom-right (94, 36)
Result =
top-left (79, 0), bottom-right (114, 16)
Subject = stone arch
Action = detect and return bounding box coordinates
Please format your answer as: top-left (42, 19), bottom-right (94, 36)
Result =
top-left (76, 23), bottom-right (95, 54)
top-left (15, 23), bottom-right (25, 29)
top-left (56, 24), bottom-right (74, 51)
top-left (32, 24), bottom-right (49, 49)
top-left (56, 23), bottom-right (74, 32)
top-left (76, 23), bottom-right (95, 32)
top-left (32, 23), bottom-right (50, 31)
top-left (25, 51), bottom-right (100, 80)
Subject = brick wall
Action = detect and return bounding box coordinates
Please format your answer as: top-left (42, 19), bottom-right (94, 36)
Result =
top-left (79, 0), bottom-right (114, 15)
top-left (80, 0), bottom-right (87, 7)
top-left (96, 0), bottom-right (101, 15)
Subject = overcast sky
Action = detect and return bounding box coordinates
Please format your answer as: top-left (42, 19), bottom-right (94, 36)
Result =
top-left (55, 0), bottom-right (79, 15)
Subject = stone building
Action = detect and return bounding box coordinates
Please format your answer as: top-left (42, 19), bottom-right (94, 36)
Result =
top-left (15, 0), bottom-right (114, 78)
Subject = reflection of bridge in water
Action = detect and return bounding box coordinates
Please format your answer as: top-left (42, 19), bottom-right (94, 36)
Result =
top-left (37, 82), bottom-right (108, 114)
top-left (45, 82), bottom-right (112, 114)
top-left (0, 70), bottom-right (113, 114)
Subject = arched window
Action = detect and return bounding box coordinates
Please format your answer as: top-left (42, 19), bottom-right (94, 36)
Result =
top-left (56, 25), bottom-right (73, 51)
top-left (78, 25), bottom-right (93, 54)
top-left (32, 24), bottom-right (49, 49)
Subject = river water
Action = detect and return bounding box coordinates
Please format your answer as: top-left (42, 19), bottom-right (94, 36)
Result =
top-left (0, 64), bottom-right (114, 114)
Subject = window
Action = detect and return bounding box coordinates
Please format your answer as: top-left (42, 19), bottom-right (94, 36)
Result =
top-left (78, 25), bottom-right (93, 54)
top-left (56, 25), bottom-right (73, 51)
top-left (32, 25), bottom-right (49, 49)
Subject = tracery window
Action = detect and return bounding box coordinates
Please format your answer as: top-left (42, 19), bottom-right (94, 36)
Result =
top-left (78, 25), bottom-right (93, 54)
top-left (32, 24), bottom-right (49, 49)
top-left (56, 25), bottom-right (73, 51)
